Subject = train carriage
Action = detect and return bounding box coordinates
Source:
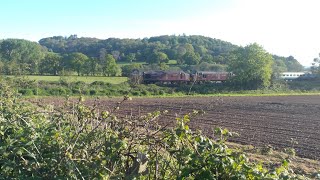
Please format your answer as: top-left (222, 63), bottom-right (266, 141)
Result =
top-left (279, 72), bottom-right (317, 81)
top-left (191, 71), bottom-right (230, 83)
top-left (143, 71), bottom-right (190, 84)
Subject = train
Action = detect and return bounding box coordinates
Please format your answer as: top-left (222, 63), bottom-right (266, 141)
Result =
top-left (130, 70), bottom-right (233, 84)
top-left (279, 72), bottom-right (318, 81)
top-left (130, 70), bottom-right (319, 84)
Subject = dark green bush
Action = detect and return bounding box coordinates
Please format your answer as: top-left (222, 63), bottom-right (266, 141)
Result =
top-left (72, 81), bottom-right (86, 89)
top-left (32, 88), bottom-right (49, 96)
top-left (141, 89), bottom-right (149, 96)
top-left (80, 89), bottom-right (89, 95)
top-left (89, 89), bottom-right (97, 95)
top-left (48, 87), bottom-right (67, 95)
top-left (91, 81), bottom-right (105, 86)
top-left (159, 90), bottom-right (165, 95)
top-left (72, 88), bottom-right (80, 94)
top-left (18, 89), bottom-right (34, 96)
top-left (130, 91), bottom-right (140, 96)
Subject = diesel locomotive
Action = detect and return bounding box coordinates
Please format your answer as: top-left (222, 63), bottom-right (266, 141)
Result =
top-left (131, 70), bottom-right (232, 84)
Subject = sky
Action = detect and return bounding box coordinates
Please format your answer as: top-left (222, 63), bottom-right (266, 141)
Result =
top-left (0, 0), bottom-right (319, 66)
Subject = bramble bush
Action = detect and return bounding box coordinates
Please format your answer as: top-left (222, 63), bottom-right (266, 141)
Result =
top-left (0, 81), bottom-right (308, 179)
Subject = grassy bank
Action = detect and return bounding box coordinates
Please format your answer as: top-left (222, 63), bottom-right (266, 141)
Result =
top-left (2, 76), bottom-right (320, 97)
top-left (6, 75), bottom-right (128, 84)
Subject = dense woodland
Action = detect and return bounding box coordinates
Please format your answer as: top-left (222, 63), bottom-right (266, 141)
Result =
top-left (0, 35), bottom-right (303, 76)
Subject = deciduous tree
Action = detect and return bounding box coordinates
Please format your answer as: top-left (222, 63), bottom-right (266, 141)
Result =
top-left (183, 51), bottom-right (201, 65)
top-left (104, 54), bottom-right (121, 76)
top-left (68, 52), bottom-right (89, 76)
top-left (311, 53), bottom-right (320, 74)
top-left (148, 51), bottom-right (169, 64)
top-left (39, 52), bottom-right (62, 75)
top-left (285, 56), bottom-right (303, 72)
top-left (0, 39), bottom-right (46, 75)
top-left (121, 63), bottom-right (143, 77)
top-left (228, 43), bottom-right (273, 89)
top-left (125, 53), bottom-right (136, 62)
top-left (83, 57), bottom-right (100, 76)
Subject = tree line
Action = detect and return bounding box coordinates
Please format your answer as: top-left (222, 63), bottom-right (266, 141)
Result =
top-left (38, 35), bottom-right (237, 65)
top-left (0, 39), bottom-right (122, 76)
top-left (0, 35), bottom-right (305, 89)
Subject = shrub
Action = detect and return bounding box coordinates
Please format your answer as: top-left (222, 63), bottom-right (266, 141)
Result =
top-left (18, 89), bottom-right (34, 96)
top-left (91, 81), bottom-right (105, 86)
top-left (72, 81), bottom-right (86, 89)
top-left (32, 88), bottom-right (48, 96)
top-left (141, 89), bottom-right (150, 96)
top-left (80, 89), bottom-right (89, 95)
top-left (48, 87), bottom-right (67, 95)
top-left (130, 91), bottom-right (140, 96)
top-left (89, 89), bottom-right (97, 95)
top-left (159, 90), bottom-right (165, 95)
top-left (71, 88), bottom-right (79, 94)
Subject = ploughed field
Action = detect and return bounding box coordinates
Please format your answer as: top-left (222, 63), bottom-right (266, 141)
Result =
top-left (36, 95), bottom-right (320, 160)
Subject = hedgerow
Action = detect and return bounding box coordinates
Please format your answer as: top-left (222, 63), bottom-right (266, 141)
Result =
top-left (4, 76), bottom-right (320, 97)
top-left (0, 81), bottom-right (308, 179)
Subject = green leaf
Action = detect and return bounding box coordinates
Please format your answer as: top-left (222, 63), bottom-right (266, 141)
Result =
top-left (214, 127), bottom-right (222, 135)
top-left (282, 159), bottom-right (289, 168)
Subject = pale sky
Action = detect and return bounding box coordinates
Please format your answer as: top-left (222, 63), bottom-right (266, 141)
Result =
top-left (1, 0), bottom-right (319, 66)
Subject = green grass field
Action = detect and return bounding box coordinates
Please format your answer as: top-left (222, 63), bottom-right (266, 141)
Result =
top-left (167, 60), bottom-right (178, 65)
top-left (117, 60), bottom-right (177, 67)
top-left (6, 75), bottom-right (128, 84)
top-left (117, 62), bottom-right (147, 67)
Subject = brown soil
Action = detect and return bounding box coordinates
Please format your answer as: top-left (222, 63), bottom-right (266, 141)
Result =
top-left (30, 95), bottom-right (320, 161)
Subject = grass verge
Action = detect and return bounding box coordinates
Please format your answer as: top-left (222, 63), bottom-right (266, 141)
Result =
top-left (6, 75), bottom-right (128, 84)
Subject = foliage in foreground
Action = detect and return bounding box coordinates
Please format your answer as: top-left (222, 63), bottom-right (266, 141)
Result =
top-left (0, 83), bottom-right (310, 179)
